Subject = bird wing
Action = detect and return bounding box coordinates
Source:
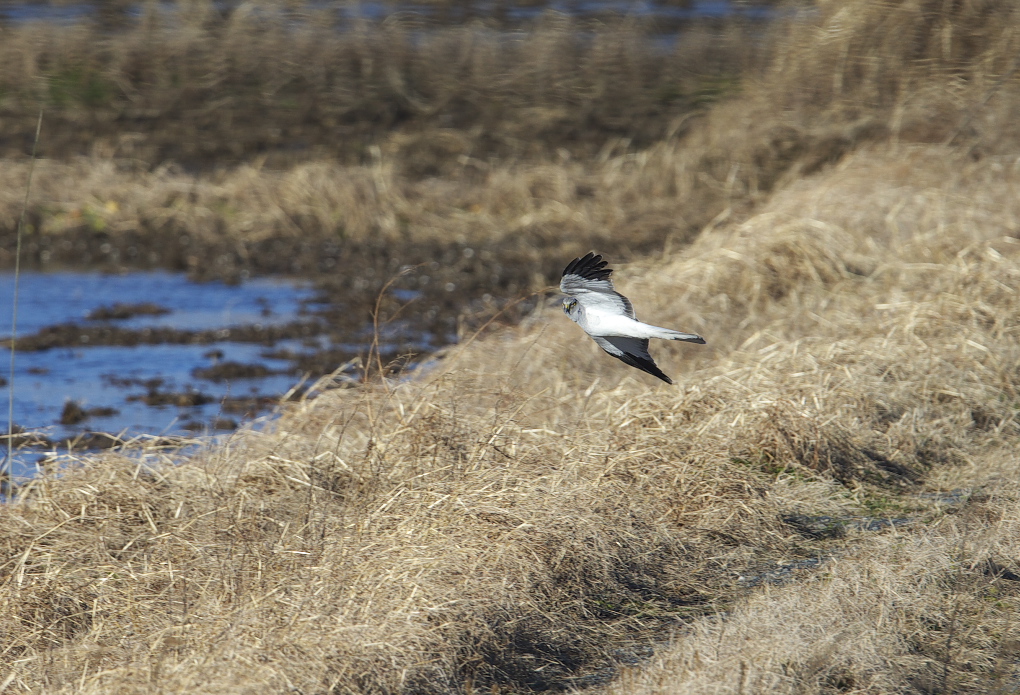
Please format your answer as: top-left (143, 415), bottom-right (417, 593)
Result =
top-left (592, 335), bottom-right (672, 384)
top-left (560, 252), bottom-right (635, 319)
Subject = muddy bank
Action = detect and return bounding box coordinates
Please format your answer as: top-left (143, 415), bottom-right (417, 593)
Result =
top-left (4, 319), bottom-right (327, 352)
top-left (0, 221), bottom-right (668, 347)
top-left (0, 230), bottom-right (546, 383)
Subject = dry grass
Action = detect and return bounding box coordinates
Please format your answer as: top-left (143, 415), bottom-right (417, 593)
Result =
top-left (0, 139), bottom-right (735, 343)
top-left (4, 1), bottom-right (1020, 692)
top-left (0, 139), bottom-right (730, 272)
top-left (4, 0), bottom-right (1019, 282)
top-left (0, 7), bottom-right (759, 166)
top-left (609, 472), bottom-right (1020, 694)
top-left (3, 144), bottom-right (1020, 692)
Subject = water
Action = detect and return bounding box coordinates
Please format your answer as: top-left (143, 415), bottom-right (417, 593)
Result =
top-left (1, 271), bottom-right (324, 479)
top-left (1, 271), bottom-right (313, 335)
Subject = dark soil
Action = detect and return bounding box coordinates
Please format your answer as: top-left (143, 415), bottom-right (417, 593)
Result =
top-left (181, 417), bottom-right (238, 431)
top-left (86, 302), bottom-right (171, 321)
top-left (59, 400), bottom-right (120, 425)
top-left (5, 319), bottom-right (327, 352)
top-left (192, 361), bottom-right (276, 382)
top-left (100, 375), bottom-right (164, 389)
top-left (52, 431), bottom-right (185, 451)
top-left (95, 376), bottom-right (281, 421)
top-left (57, 431), bottom-right (124, 450)
top-left (127, 388), bottom-right (214, 407)
top-left (220, 395), bottom-right (284, 418)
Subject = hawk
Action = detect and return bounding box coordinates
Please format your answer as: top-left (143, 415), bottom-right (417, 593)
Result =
top-left (560, 252), bottom-right (705, 384)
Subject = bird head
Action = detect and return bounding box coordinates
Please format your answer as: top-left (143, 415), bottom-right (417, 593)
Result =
top-left (562, 297), bottom-right (579, 320)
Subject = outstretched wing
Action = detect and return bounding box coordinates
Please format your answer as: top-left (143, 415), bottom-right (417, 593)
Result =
top-left (560, 252), bottom-right (634, 318)
top-left (592, 336), bottom-right (672, 384)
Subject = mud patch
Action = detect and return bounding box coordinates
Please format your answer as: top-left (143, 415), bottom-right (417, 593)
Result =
top-left (192, 361), bottom-right (277, 382)
top-left (86, 302), bottom-right (170, 321)
top-left (127, 387), bottom-right (214, 408)
top-left (220, 395), bottom-right (287, 418)
top-left (4, 320), bottom-right (326, 352)
top-left (1, 424), bottom-right (53, 448)
top-left (59, 400), bottom-right (120, 425)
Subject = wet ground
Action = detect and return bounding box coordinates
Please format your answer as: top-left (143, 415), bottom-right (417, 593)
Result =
top-left (0, 201), bottom-right (587, 484)
top-left (0, 270), bottom-right (420, 479)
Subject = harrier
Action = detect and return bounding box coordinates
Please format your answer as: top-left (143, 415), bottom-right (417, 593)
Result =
top-left (560, 252), bottom-right (705, 384)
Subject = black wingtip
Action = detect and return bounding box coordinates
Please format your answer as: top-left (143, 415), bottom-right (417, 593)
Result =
top-left (642, 363), bottom-right (673, 385)
top-left (634, 359), bottom-right (673, 384)
top-left (605, 349), bottom-right (673, 384)
top-left (562, 252), bottom-right (613, 282)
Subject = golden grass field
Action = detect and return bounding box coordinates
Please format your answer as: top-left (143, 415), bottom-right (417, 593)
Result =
top-left (4, 0), bottom-right (1020, 692)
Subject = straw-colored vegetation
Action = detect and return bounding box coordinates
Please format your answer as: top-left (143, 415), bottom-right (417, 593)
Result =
top-left (4, 0), bottom-right (1020, 314)
top-left (4, 0), bottom-right (1020, 693)
top-left (5, 143), bottom-right (1020, 693)
top-left (0, 7), bottom-right (759, 165)
top-left (0, 5), bottom-right (766, 329)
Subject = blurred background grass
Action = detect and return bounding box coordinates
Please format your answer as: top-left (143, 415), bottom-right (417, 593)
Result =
top-left (0, 1), bottom-right (764, 166)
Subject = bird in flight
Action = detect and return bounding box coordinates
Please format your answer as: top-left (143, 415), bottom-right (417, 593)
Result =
top-left (560, 252), bottom-right (705, 384)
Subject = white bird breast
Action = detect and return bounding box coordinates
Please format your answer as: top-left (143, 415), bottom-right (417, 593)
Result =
top-left (584, 312), bottom-right (663, 339)
top-left (580, 307), bottom-right (617, 333)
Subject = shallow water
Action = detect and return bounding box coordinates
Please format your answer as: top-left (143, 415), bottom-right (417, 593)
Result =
top-left (2, 271), bottom-right (313, 335)
top-left (1, 271), bottom-right (325, 478)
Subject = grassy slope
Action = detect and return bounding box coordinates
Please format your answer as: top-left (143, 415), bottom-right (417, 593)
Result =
top-left (602, 146), bottom-right (1020, 694)
top-left (3, 1), bottom-right (1020, 693)
top-left (3, 144), bottom-right (1019, 693)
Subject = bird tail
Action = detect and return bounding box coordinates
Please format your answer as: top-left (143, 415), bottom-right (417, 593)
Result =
top-left (659, 328), bottom-right (706, 344)
top-left (624, 318), bottom-right (707, 343)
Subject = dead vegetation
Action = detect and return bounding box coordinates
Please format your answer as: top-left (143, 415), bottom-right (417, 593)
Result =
top-left (3, 0), bottom-right (1020, 692)
top-left (0, 7), bottom-right (762, 166)
top-left (3, 0), bottom-right (1020, 340)
top-left (3, 141), bottom-right (1020, 691)
top-left (0, 9), bottom-right (764, 341)
top-left (609, 477), bottom-right (1020, 694)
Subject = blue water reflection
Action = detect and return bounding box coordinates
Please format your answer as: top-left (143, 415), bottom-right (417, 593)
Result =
top-left (0, 271), bottom-right (315, 335)
top-left (1, 271), bottom-right (322, 478)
